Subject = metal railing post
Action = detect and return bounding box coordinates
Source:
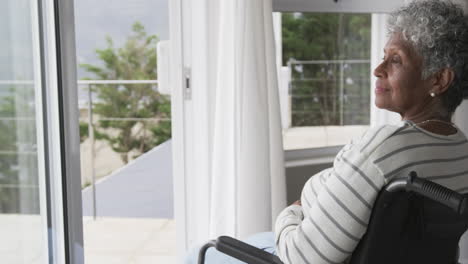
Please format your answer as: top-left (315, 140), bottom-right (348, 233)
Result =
top-left (339, 60), bottom-right (344, 126)
top-left (287, 60), bottom-right (293, 127)
top-left (87, 84), bottom-right (97, 220)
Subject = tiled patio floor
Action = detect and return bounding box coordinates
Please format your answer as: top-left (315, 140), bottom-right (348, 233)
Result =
top-left (83, 217), bottom-right (177, 264)
top-left (1, 214), bottom-right (177, 263)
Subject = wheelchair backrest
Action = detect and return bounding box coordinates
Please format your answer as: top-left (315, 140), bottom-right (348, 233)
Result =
top-left (349, 190), bottom-right (468, 264)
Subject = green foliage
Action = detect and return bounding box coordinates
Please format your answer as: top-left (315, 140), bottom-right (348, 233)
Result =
top-left (80, 22), bottom-right (171, 163)
top-left (79, 122), bottom-right (88, 143)
top-left (0, 86), bottom-right (38, 213)
top-left (282, 13), bottom-right (371, 126)
top-left (0, 92), bottom-right (19, 212)
top-left (150, 119), bottom-right (171, 146)
top-left (82, 180), bottom-right (91, 189)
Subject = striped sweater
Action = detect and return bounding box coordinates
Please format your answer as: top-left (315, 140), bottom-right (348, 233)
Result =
top-left (275, 120), bottom-right (468, 264)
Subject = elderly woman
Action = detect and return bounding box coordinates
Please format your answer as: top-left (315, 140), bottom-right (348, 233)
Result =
top-left (275, 1), bottom-right (468, 263)
top-left (187, 0), bottom-right (468, 263)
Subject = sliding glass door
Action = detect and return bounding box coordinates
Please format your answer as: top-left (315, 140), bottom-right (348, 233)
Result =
top-left (0, 0), bottom-right (49, 262)
top-left (0, 0), bottom-right (83, 263)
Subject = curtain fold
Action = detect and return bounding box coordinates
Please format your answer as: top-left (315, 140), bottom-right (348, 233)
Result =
top-left (186, 0), bottom-right (286, 246)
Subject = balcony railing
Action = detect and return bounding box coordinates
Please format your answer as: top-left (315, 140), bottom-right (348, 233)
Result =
top-left (286, 59), bottom-right (371, 127)
top-left (78, 79), bottom-right (170, 218)
top-left (0, 79), bottom-right (170, 216)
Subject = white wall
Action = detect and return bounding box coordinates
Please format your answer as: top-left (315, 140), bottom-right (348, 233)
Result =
top-left (454, 100), bottom-right (468, 136)
top-left (157, 40), bottom-right (171, 95)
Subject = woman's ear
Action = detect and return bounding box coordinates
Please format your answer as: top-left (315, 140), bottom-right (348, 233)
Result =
top-left (431, 68), bottom-right (455, 95)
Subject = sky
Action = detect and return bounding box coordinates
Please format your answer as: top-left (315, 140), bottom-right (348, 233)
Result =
top-left (74, 0), bottom-right (169, 79)
top-left (0, 0), bottom-right (35, 81)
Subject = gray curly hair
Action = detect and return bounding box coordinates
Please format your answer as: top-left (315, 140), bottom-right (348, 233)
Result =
top-left (388, 0), bottom-right (468, 114)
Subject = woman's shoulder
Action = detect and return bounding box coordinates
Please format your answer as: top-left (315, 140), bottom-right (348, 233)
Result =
top-left (369, 120), bottom-right (468, 162)
top-left (349, 121), bottom-right (408, 156)
top-left (333, 121), bottom-right (408, 167)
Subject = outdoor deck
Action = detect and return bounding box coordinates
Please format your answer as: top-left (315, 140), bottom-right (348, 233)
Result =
top-left (83, 217), bottom-right (176, 264)
top-left (1, 214), bottom-right (176, 263)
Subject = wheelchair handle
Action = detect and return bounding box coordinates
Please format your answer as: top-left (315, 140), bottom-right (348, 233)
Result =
top-left (198, 236), bottom-right (283, 264)
top-left (405, 171), bottom-right (467, 216)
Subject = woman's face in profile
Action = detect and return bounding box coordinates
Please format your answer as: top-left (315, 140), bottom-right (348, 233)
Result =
top-left (373, 33), bottom-right (433, 117)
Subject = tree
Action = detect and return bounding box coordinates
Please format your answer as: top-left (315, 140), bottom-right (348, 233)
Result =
top-left (0, 86), bottom-right (38, 213)
top-left (282, 13), bottom-right (371, 126)
top-left (80, 22), bottom-right (171, 163)
top-left (0, 93), bottom-right (19, 212)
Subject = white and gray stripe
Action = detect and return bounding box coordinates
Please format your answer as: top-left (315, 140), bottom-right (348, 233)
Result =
top-left (334, 171), bottom-right (372, 209)
top-left (411, 125), bottom-right (455, 141)
top-left (360, 126), bottom-right (386, 152)
top-left (298, 225), bottom-right (341, 264)
top-left (383, 154), bottom-right (468, 179)
top-left (307, 217), bottom-right (353, 254)
top-left (392, 130), bottom-right (421, 137)
top-left (426, 169), bottom-right (468, 181)
top-left (323, 184), bottom-right (367, 227)
top-left (374, 140), bottom-right (468, 164)
top-left (316, 199), bottom-right (360, 242)
top-left (341, 156), bottom-right (379, 192)
top-left (276, 123), bottom-right (468, 264)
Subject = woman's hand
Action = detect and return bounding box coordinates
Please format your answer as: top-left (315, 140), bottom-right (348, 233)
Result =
top-left (292, 200), bottom-right (301, 206)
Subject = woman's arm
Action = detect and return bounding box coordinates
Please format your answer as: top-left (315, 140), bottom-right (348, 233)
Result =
top-left (275, 145), bottom-right (388, 263)
top-left (274, 124), bottom-right (400, 263)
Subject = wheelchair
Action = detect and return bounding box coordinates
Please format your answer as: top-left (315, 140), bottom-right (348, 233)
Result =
top-left (198, 171), bottom-right (468, 264)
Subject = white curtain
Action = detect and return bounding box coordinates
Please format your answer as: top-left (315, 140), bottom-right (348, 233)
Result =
top-left (370, 14), bottom-right (400, 127)
top-left (185, 0), bottom-right (286, 248)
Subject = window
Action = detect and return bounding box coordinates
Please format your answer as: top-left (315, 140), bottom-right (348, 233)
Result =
top-left (0, 0), bottom-right (81, 262)
top-left (273, 0), bottom-right (405, 150)
top-left (279, 12), bottom-right (371, 150)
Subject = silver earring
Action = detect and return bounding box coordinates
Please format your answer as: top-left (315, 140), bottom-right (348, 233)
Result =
top-left (430, 92), bottom-right (435, 97)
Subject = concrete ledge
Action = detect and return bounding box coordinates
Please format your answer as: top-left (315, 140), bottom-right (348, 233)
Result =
top-left (283, 125), bottom-right (369, 150)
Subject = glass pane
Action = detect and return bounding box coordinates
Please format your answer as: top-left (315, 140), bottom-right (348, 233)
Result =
top-left (74, 0), bottom-right (175, 262)
top-left (281, 12), bottom-right (371, 149)
top-left (0, 0), bottom-right (46, 263)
